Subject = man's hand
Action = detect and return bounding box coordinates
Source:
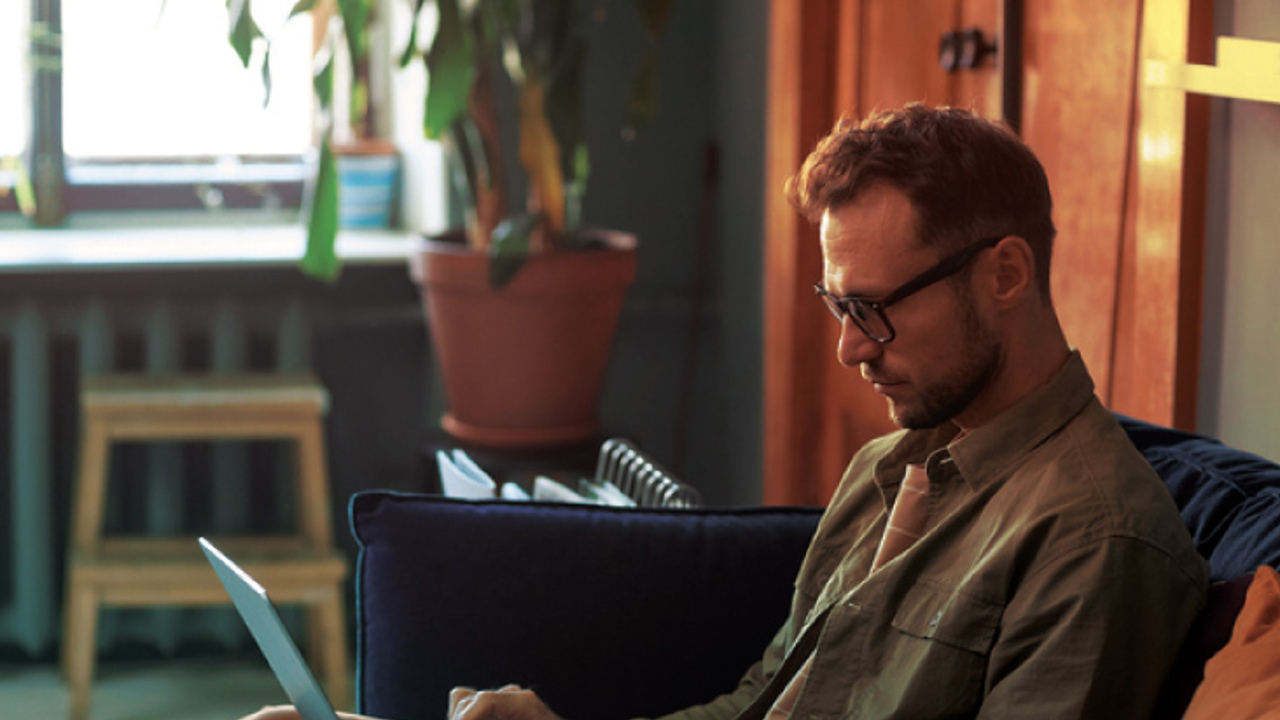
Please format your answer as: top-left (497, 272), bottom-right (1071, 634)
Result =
top-left (448, 685), bottom-right (564, 720)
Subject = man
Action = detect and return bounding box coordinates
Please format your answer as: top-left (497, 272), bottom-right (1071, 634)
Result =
top-left (245, 105), bottom-right (1208, 720)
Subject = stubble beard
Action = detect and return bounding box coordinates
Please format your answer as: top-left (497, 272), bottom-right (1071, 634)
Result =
top-left (892, 290), bottom-right (1003, 430)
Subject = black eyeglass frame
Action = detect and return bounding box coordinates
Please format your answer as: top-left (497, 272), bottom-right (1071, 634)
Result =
top-left (814, 235), bottom-right (1005, 343)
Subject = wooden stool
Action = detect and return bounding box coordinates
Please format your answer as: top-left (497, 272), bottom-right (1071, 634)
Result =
top-left (61, 373), bottom-right (349, 720)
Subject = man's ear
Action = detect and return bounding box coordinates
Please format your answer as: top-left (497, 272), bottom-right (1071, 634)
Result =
top-left (988, 236), bottom-right (1035, 307)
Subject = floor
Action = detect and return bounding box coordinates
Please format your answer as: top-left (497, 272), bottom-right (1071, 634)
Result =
top-left (0, 658), bottom-right (291, 720)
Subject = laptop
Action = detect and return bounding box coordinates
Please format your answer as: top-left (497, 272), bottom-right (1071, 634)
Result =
top-left (199, 537), bottom-right (341, 720)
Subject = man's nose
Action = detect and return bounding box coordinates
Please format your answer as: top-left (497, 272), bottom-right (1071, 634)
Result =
top-left (837, 317), bottom-right (882, 367)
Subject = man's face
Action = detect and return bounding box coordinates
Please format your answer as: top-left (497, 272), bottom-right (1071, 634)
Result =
top-left (820, 184), bottom-right (1002, 430)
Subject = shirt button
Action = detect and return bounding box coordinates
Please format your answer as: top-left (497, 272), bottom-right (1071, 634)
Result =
top-left (929, 611), bottom-right (943, 629)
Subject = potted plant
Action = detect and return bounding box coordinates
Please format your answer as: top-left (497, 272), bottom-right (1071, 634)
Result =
top-left (226, 0), bottom-right (401, 281)
top-left (407, 0), bottom-right (673, 447)
top-left (230, 0), bottom-right (673, 447)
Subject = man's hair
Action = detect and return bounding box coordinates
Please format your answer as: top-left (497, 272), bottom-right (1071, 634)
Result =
top-left (786, 104), bottom-right (1057, 298)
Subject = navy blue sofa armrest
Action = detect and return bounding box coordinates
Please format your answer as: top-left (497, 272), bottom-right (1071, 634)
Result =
top-left (350, 492), bottom-right (822, 720)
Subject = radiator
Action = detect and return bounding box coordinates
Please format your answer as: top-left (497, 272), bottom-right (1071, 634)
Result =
top-left (594, 438), bottom-right (702, 508)
top-left (0, 295), bottom-right (314, 659)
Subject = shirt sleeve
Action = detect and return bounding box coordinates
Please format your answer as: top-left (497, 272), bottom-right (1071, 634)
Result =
top-left (978, 535), bottom-right (1207, 720)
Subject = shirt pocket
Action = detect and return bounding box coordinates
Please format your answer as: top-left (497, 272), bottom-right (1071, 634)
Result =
top-left (890, 580), bottom-right (1003, 656)
top-left (855, 581), bottom-right (1005, 716)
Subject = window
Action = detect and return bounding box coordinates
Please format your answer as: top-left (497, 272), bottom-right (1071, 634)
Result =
top-left (5, 0), bottom-right (444, 232)
top-left (16, 0), bottom-right (319, 219)
top-left (61, 0), bottom-right (312, 161)
top-left (0, 1), bottom-right (25, 158)
top-left (1, 0), bottom-right (28, 214)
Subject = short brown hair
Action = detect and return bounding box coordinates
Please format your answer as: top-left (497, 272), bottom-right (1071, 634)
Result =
top-left (786, 104), bottom-right (1056, 296)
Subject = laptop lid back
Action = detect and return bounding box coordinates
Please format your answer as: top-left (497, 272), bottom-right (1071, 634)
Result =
top-left (200, 537), bottom-right (340, 720)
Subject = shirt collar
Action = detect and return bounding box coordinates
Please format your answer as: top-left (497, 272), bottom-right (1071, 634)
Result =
top-left (874, 350), bottom-right (1096, 493)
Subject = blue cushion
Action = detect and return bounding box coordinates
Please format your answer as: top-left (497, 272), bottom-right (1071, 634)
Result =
top-left (1118, 415), bottom-right (1280, 581)
top-left (349, 492), bottom-right (822, 720)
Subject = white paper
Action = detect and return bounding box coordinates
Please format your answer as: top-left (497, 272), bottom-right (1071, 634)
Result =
top-left (452, 449), bottom-right (495, 486)
top-left (594, 480), bottom-right (637, 507)
top-left (500, 482), bottom-right (531, 500)
top-left (437, 450), bottom-right (496, 499)
top-left (532, 476), bottom-right (590, 504)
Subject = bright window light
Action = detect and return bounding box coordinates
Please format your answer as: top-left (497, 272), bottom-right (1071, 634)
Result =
top-left (0, 0), bottom-right (26, 158)
top-left (61, 0), bottom-right (313, 160)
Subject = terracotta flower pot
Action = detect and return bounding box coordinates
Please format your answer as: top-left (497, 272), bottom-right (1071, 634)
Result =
top-left (410, 229), bottom-right (638, 447)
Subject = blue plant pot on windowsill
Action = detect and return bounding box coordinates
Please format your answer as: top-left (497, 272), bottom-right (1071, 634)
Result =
top-left (336, 140), bottom-right (401, 229)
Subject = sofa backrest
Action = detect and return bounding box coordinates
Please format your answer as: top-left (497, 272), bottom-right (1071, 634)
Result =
top-left (1117, 415), bottom-right (1280, 582)
top-left (350, 493), bottom-right (822, 720)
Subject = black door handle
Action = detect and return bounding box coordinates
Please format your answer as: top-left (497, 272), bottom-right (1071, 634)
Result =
top-left (939, 27), bottom-right (998, 72)
top-left (939, 30), bottom-right (961, 73)
top-left (959, 28), bottom-right (998, 70)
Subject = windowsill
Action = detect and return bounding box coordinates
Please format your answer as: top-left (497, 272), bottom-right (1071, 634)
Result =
top-left (0, 219), bottom-right (421, 274)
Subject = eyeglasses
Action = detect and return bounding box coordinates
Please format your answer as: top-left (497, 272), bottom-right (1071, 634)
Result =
top-left (815, 236), bottom-right (1003, 343)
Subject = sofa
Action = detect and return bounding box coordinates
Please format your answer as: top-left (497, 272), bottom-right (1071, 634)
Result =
top-left (349, 415), bottom-right (1280, 720)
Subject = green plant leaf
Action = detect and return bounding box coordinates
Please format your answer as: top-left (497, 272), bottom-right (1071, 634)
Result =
top-left (313, 47), bottom-right (335, 114)
top-left (352, 75), bottom-right (370, 131)
top-left (289, 0), bottom-right (320, 17)
top-left (450, 114), bottom-right (494, 197)
top-left (444, 123), bottom-right (478, 215)
top-left (544, 7), bottom-right (586, 185)
top-left (302, 139), bottom-right (341, 282)
top-left (336, 0), bottom-right (369, 66)
top-left (424, 0), bottom-right (475, 139)
top-left (489, 213), bottom-right (538, 289)
top-left (399, 0), bottom-right (428, 68)
top-left (225, 0), bottom-right (262, 68)
top-left (260, 46), bottom-right (274, 106)
top-left (564, 144), bottom-right (588, 234)
top-left (475, 0), bottom-right (508, 58)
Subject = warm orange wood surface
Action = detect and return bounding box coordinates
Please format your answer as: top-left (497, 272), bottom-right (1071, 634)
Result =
top-left (1021, 0), bottom-right (1141, 404)
top-left (1112, 0), bottom-right (1212, 428)
top-left (763, 0), bottom-right (841, 505)
top-left (862, 0), bottom-right (959, 110)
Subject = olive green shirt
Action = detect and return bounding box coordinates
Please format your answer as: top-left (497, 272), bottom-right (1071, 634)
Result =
top-left (662, 352), bottom-right (1208, 720)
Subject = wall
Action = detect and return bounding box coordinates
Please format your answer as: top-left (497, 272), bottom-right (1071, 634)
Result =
top-left (1198, 0), bottom-right (1280, 462)
top-left (700, 0), bottom-right (768, 507)
top-left (591, 0), bottom-right (767, 507)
